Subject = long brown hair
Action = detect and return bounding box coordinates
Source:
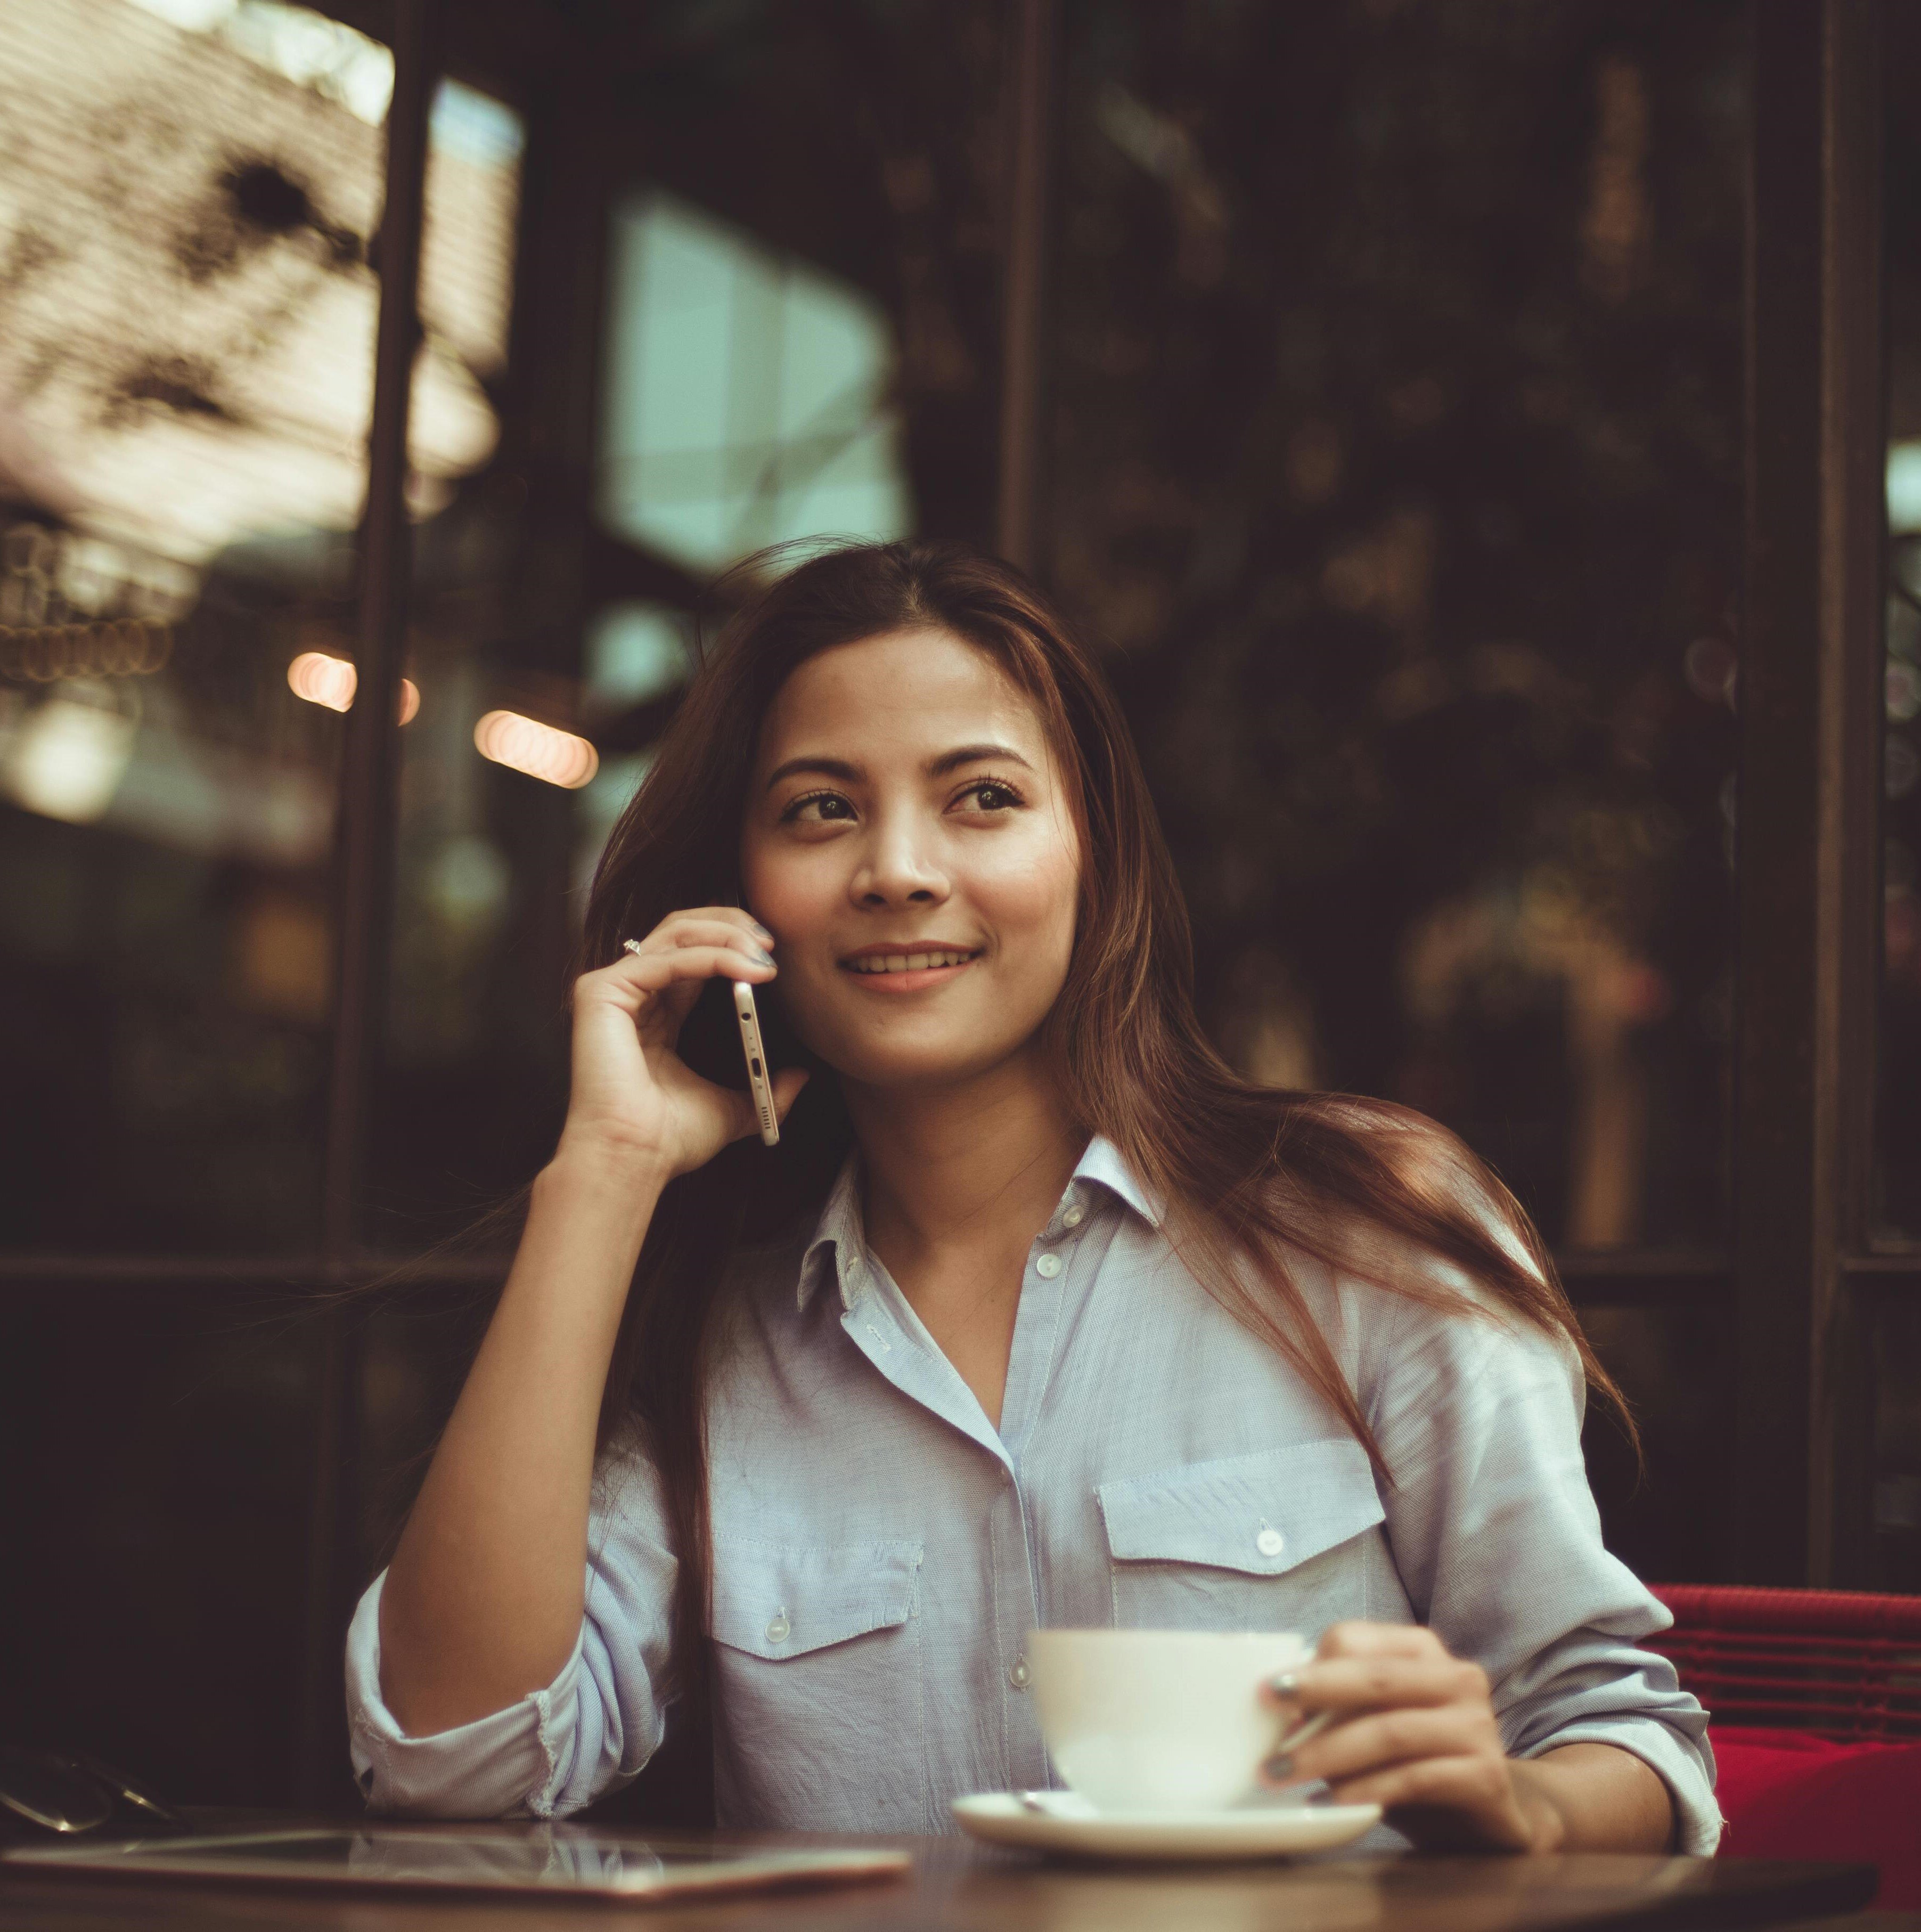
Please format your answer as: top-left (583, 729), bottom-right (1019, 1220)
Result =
top-left (581, 537), bottom-right (1630, 1696)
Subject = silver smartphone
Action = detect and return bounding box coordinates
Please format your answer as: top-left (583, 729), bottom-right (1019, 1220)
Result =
top-left (732, 979), bottom-right (779, 1146)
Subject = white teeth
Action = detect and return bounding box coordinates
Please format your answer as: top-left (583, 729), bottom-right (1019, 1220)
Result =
top-left (847, 950), bottom-right (975, 973)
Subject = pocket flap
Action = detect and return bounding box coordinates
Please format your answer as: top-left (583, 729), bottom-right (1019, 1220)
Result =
top-left (1097, 1438), bottom-right (1384, 1577)
top-left (710, 1538), bottom-right (922, 1660)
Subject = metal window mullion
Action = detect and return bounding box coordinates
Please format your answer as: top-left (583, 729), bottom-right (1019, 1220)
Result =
top-left (996, 0), bottom-right (1058, 575)
top-left (1735, 0), bottom-right (1884, 1591)
top-left (1819, 3), bottom-right (1886, 1266)
top-left (296, 0), bottom-right (435, 1807)
top-left (1814, 0), bottom-right (1885, 1587)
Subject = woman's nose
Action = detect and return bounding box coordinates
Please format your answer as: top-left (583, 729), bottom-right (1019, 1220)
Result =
top-left (851, 823), bottom-right (950, 907)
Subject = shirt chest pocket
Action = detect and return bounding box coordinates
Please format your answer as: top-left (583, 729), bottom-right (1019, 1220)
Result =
top-left (1097, 1439), bottom-right (1387, 1634)
top-left (708, 1537), bottom-right (928, 1830)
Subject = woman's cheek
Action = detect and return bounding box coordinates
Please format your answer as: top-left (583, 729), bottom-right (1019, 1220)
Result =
top-left (740, 844), bottom-right (836, 945)
top-left (969, 835), bottom-right (1079, 958)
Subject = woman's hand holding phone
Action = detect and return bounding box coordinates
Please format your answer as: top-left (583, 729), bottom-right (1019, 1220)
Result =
top-left (559, 907), bottom-right (806, 1180)
top-left (380, 905), bottom-right (803, 1739)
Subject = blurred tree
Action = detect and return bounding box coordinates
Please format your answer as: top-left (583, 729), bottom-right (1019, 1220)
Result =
top-left (1052, 0), bottom-right (1744, 1251)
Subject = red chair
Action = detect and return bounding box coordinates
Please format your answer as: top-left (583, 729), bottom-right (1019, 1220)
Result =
top-left (1648, 1584), bottom-right (1921, 1908)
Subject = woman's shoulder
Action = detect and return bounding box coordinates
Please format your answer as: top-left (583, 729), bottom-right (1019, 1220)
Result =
top-left (591, 1414), bottom-right (672, 1522)
top-left (1271, 1097), bottom-right (1580, 1385)
top-left (1276, 1096), bottom-right (1547, 1293)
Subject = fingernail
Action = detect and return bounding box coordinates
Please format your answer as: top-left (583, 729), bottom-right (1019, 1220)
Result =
top-left (1263, 1754), bottom-right (1294, 1781)
top-left (1270, 1671), bottom-right (1299, 1696)
top-left (750, 947), bottom-right (774, 966)
top-left (751, 922), bottom-right (774, 942)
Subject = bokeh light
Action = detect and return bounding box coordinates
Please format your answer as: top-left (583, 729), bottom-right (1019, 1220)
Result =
top-left (288, 651), bottom-right (357, 712)
top-left (473, 710), bottom-right (599, 788)
top-left (287, 651), bottom-right (419, 722)
top-left (4, 689), bottom-right (139, 824)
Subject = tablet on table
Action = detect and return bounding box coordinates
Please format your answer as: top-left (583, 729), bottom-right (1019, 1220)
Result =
top-left (3, 1823), bottom-right (912, 1903)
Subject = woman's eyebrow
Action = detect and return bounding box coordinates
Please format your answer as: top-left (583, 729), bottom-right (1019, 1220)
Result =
top-left (927, 743), bottom-right (1035, 777)
top-left (763, 744), bottom-right (1034, 790)
top-left (763, 755), bottom-right (863, 791)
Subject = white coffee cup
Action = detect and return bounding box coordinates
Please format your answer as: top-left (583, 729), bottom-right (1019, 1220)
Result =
top-left (1026, 1628), bottom-right (1327, 1815)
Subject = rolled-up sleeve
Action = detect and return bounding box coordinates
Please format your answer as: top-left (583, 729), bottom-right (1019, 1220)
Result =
top-left (345, 1437), bottom-right (680, 1819)
top-left (1364, 1279), bottom-right (1722, 1856)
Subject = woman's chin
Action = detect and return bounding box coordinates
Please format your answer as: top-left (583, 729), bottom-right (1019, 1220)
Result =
top-left (819, 1032), bottom-right (1033, 1095)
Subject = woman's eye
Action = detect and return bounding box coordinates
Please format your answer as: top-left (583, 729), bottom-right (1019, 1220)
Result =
top-left (963, 781), bottom-right (1023, 812)
top-left (782, 791), bottom-right (855, 824)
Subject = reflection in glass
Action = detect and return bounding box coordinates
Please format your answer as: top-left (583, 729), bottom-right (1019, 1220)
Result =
top-left (1875, 1296), bottom-right (1921, 1587)
top-left (1054, 1), bottom-right (1744, 1250)
top-left (0, 0), bottom-right (411, 1250)
top-left (598, 193), bottom-right (913, 572)
top-left (1882, 537), bottom-right (1921, 1238)
top-left (1881, 7), bottom-right (1921, 1241)
top-left (370, 5), bottom-right (1005, 1247)
top-left (0, 6), bottom-right (523, 1251)
top-left (369, 75), bottom-right (539, 1243)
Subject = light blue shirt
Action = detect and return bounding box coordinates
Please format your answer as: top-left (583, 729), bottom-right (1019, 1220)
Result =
top-left (346, 1135), bottom-right (1721, 1853)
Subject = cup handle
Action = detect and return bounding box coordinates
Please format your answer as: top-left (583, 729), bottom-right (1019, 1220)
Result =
top-left (1271, 1706), bottom-right (1333, 1757)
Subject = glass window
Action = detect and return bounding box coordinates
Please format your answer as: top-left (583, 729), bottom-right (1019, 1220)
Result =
top-left (0, 1282), bottom-right (314, 1799)
top-left (591, 0), bottom-right (1005, 550)
top-left (1879, 1), bottom-right (1921, 1241)
top-left (1580, 1304), bottom-right (1733, 1581)
top-left (0, 0), bottom-right (402, 1251)
top-left (365, 71), bottom-right (542, 1245)
top-left (1053, 0), bottom-right (1745, 1251)
top-left (599, 192), bottom-right (914, 571)
top-left (368, 2), bottom-right (1005, 1246)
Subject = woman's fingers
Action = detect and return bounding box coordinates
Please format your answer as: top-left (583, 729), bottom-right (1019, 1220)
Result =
top-left (1318, 1621), bottom-right (1444, 1662)
top-left (573, 943), bottom-right (773, 1067)
top-left (1319, 1754), bottom-right (1530, 1844)
top-left (623, 913), bottom-right (775, 963)
top-left (602, 942), bottom-right (776, 1000)
top-left (770, 1067), bottom-right (810, 1121)
top-left (712, 1065), bottom-right (811, 1148)
top-left (1266, 1705), bottom-right (1497, 1790)
top-left (570, 910), bottom-right (779, 1036)
top-left (1264, 1626), bottom-right (1480, 1719)
top-left (562, 908), bottom-right (791, 1179)
top-left (1252, 1622), bottom-right (1538, 1853)
top-left (1266, 1652), bottom-right (1474, 1718)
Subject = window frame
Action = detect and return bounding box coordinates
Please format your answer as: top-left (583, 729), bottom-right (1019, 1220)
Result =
top-left (1730, 0), bottom-right (1895, 1593)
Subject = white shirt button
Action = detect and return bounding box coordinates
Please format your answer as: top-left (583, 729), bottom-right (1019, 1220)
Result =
top-left (1256, 1527), bottom-right (1286, 1558)
top-left (1035, 1252), bottom-right (1063, 1278)
top-left (765, 1611), bottom-right (791, 1643)
top-left (1009, 1656), bottom-right (1032, 1690)
top-left (1062, 1203), bottom-right (1085, 1228)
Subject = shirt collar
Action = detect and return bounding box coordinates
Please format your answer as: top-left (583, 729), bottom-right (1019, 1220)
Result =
top-left (1073, 1132), bottom-right (1164, 1229)
top-left (796, 1151), bottom-right (869, 1312)
top-left (794, 1132), bottom-right (1160, 1313)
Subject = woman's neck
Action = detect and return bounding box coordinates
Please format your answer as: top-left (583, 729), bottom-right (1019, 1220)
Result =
top-left (842, 1053), bottom-right (1084, 1269)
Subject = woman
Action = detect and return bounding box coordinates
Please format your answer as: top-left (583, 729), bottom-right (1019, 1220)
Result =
top-left (347, 541), bottom-right (1717, 1854)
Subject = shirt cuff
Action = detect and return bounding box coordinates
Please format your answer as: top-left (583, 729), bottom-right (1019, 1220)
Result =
top-left (1517, 1718), bottom-right (1724, 1856)
top-left (345, 1568), bottom-right (584, 1819)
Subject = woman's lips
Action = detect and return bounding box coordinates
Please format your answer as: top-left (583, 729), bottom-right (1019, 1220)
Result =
top-left (838, 947), bottom-right (982, 992)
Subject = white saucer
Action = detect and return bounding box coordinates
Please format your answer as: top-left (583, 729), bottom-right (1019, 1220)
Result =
top-left (951, 1791), bottom-right (1383, 1862)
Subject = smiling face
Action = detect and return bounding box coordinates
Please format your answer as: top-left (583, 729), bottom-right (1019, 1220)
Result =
top-left (739, 626), bottom-right (1083, 1091)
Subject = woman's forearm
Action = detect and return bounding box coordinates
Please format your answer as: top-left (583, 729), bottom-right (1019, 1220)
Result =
top-left (377, 1137), bottom-right (667, 1738)
top-left (1511, 1742), bottom-right (1679, 1852)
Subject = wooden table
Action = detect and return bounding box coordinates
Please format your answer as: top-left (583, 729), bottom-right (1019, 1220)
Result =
top-left (0, 1827), bottom-right (1882, 1932)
